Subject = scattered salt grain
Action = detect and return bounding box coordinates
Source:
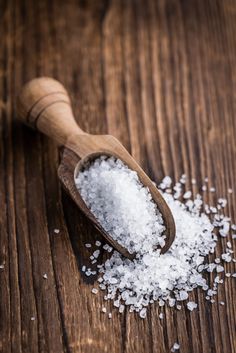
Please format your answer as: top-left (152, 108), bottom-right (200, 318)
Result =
top-left (139, 308), bottom-right (147, 319)
top-left (171, 343), bottom-right (180, 352)
top-left (220, 301), bottom-right (225, 305)
top-left (0, 264), bottom-right (4, 269)
top-left (54, 228), bottom-right (60, 234)
top-left (93, 250), bottom-right (100, 259)
top-left (43, 273), bottom-right (48, 279)
top-left (103, 244), bottom-right (113, 253)
top-left (221, 253), bottom-right (232, 263)
top-left (101, 307), bottom-right (107, 313)
top-left (159, 313), bottom-right (164, 319)
top-left (183, 191), bottom-right (192, 199)
top-left (85, 243), bottom-right (91, 248)
top-left (202, 185), bottom-right (207, 191)
top-left (187, 302), bottom-right (198, 311)
top-left (82, 265), bottom-right (86, 272)
top-left (31, 317), bottom-right (35, 321)
top-left (92, 288), bottom-right (98, 294)
top-left (95, 241), bottom-right (102, 247)
top-left (216, 265), bottom-right (224, 273)
top-left (232, 273), bottom-right (236, 278)
top-left (210, 187), bottom-right (216, 192)
top-left (191, 178), bottom-right (196, 185)
top-left (218, 198), bottom-right (227, 208)
top-left (228, 188), bottom-right (233, 194)
top-left (159, 176), bottom-right (172, 189)
top-left (108, 313), bottom-right (112, 319)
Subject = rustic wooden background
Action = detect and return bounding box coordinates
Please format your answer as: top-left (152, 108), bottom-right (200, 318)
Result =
top-left (0, 0), bottom-right (236, 352)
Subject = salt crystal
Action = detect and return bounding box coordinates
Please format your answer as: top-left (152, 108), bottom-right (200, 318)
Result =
top-left (221, 253), bottom-right (232, 263)
top-left (91, 288), bottom-right (98, 294)
top-left (218, 198), bottom-right (227, 208)
top-left (159, 176), bottom-right (172, 189)
top-left (119, 304), bottom-right (125, 313)
top-left (187, 302), bottom-right (198, 311)
top-left (159, 313), bottom-right (164, 319)
top-left (43, 273), bottom-right (48, 279)
top-left (31, 317), bottom-right (35, 321)
top-left (0, 265), bottom-right (4, 269)
top-left (93, 250), bottom-right (100, 259)
top-left (183, 191), bottom-right (192, 199)
top-left (228, 188), bottom-right (233, 194)
top-left (108, 313), bottom-right (112, 319)
top-left (216, 265), bottom-right (224, 273)
top-left (171, 343), bottom-right (180, 352)
top-left (179, 291), bottom-right (188, 301)
top-left (139, 308), bottom-right (147, 319)
top-left (210, 187), bottom-right (216, 192)
top-left (101, 307), bottom-right (107, 313)
top-left (85, 243), bottom-right (91, 248)
top-left (54, 229), bottom-right (60, 234)
top-left (202, 185), bottom-right (207, 191)
top-left (220, 301), bottom-right (225, 305)
top-left (191, 178), bottom-right (196, 185)
top-left (95, 241), bottom-right (101, 247)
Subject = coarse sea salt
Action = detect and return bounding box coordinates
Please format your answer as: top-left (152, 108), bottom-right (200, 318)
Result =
top-left (75, 156), bottom-right (166, 255)
top-left (77, 158), bottom-right (235, 319)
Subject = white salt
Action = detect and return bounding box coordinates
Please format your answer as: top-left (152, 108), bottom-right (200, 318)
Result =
top-left (78, 169), bottom-right (235, 318)
top-left (139, 308), bottom-right (147, 319)
top-left (54, 228), bottom-right (60, 234)
top-left (183, 191), bottom-right (192, 199)
top-left (76, 157), bottom-right (166, 254)
top-left (171, 343), bottom-right (180, 352)
top-left (92, 288), bottom-right (98, 294)
top-left (93, 250), bottom-right (100, 259)
top-left (187, 302), bottom-right (198, 311)
top-left (43, 273), bottom-right (48, 279)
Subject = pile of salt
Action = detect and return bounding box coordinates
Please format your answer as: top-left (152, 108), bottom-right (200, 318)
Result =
top-left (76, 157), bottom-right (235, 320)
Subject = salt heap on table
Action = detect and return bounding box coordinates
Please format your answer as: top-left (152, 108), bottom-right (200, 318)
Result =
top-left (75, 156), bottom-right (166, 254)
top-left (77, 159), bottom-right (235, 319)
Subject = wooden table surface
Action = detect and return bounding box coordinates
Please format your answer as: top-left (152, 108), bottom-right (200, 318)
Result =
top-left (1, 0), bottom-right (236, 352)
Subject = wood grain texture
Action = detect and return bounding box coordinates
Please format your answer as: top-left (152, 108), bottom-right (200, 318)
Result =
top-left (0, 0), bottom-right (236, 352)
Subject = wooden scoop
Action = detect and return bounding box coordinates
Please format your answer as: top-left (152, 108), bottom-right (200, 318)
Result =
top-left (17, 77), bottom-right (175, 259)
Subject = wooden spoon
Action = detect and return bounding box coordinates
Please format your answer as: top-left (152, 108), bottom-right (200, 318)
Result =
top-left (17, 77), bottom-right (175, 259)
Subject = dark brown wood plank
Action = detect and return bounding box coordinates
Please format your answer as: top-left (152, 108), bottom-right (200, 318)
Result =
top-left (0, 0), bottom-right (236, 352)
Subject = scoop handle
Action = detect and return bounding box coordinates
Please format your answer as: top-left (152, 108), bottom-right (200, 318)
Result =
top-left (17, 77), bottom-right (84, 145)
